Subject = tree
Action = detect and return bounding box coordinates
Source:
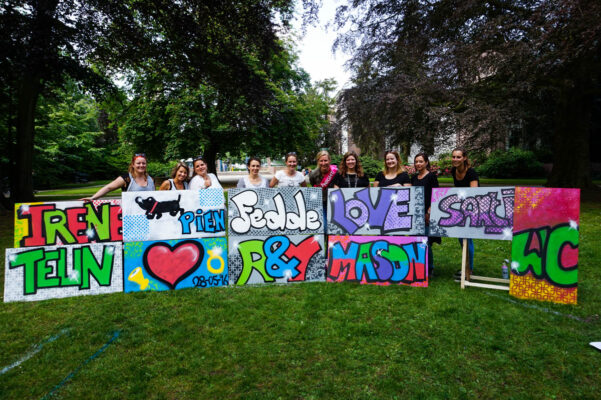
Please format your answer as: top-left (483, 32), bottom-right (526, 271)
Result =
top-left (334, 0), bottom-right (601, 187)
top-left (1, 0), bottom-right (317, 201)
top-left (33, 80), bottom-right (117, 187)
top-left (115, 42), bottom-right (331, 170)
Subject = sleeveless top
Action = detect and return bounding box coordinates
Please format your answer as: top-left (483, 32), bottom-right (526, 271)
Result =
top-left (168, 178), bottom-right (189, 190)
top-left (274, 170), bottom-right (305, 187)
top-left (122, 173), bottom-right (155, 192)
top-left (189, 173), bottom-right (222, 189)
top-left (237, 176), bottom-right (269, 188)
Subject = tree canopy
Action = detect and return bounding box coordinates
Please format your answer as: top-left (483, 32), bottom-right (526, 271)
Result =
top-left (114, 43), bottom-right (331, 172)
top-left (334, 0), bottom-right (601, 187)
top-left (1, 0), bottom-right (323, 201)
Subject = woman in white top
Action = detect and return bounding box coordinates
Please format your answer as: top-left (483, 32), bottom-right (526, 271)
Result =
top-left (159, 161), bottom-right (190, 190)
top-left (237, 157), bottom-right (270, 188)
top-left (189, 155), bottom-right (222, 190)
top-left (82, 153), bottom-right (155, 200)
top-left (269, 152), bottom-right (307, 187)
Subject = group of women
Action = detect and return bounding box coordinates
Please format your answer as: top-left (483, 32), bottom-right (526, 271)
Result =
top-left (86, 148), bottom-right (478, 278)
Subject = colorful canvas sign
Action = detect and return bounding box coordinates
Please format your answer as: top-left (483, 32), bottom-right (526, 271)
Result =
top-left (327, 236), bottom-right (428, 286)
top-left (327, 187), bottom-right (425, 236)
top-left (429, 187), bottom-right (514, 240)
top-left (4, 242), bottom-right (123, 302)
top-left (509, 187), bottom-right (579, 305)
top-left (228, 235), bottom-right (325, 285)
top-left (124, 238), bottom-right (227, 292)
top-left (14, 200), bottom-right (122, 248)
top-left (121, 189), bottom-right (225, 241)
top-left (228, 188), bottom-right (323, 236)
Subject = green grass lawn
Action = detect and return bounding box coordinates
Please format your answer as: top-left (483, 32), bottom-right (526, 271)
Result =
top-left (33, 180), bottom-right (114, 201)
top-left (1, 187), bottom-right (600, 399)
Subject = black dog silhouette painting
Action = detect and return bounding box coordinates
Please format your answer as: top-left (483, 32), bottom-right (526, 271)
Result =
top-left (135, 195), bottom-right (184, 219)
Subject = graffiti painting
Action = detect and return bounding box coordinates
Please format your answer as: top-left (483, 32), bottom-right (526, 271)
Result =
top-left (429, 187), bottom-right (514, 240)
top-left (14, 200), bottom-right (122, 248)
top-left (509, 187), bottom-right (579, 305)
top-left (124, 238), bottom-right (228, 292)
top-left (228, 187), bottom-right (323, 236)
top-left (228, 235), bottom-right (325, 285)
top-left (327, 235), bottom-right (428, 286)
top-left (122, 189), bottom-right (225, 241)
top-left (4, 242), bottom-right (123, 302)
top-left (327, 187), bottom-right (425, 236)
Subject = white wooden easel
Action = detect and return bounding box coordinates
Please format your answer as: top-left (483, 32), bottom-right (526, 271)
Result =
top-left (460, 239), bottom-right (509, 290)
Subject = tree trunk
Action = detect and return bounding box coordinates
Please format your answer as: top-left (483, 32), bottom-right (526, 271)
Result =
top-left (13, 0), bottom-right (59, 202)
top-left (547, 85), bottom-right (594, 189)
top-left (14, 76), bottom-right (42, 202)
top-left (204, 135), bottom-right (218, 175)
top-left (421, 131), bottom-right (435, 157)
top-left (400, 139), bottom-right (411, 164)
top-left (1, 96), bottom-right (16, 210)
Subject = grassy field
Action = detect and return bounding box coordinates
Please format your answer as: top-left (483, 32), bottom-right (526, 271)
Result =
top-left (0, 188), bottom-right (600, 399)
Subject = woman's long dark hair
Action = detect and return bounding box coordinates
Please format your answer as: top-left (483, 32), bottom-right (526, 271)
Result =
top-left (414, 152), bottom-right (431, 171)
top-left (339, 151), bottom-right (364, 177)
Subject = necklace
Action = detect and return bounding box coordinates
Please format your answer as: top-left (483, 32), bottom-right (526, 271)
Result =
top-left (346, 173), bottom-right (358, 188)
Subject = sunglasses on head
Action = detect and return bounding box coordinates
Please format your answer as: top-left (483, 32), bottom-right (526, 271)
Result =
top-left (132, 153), bottom-right (146, 160)
top-left (193, 155), bottom-right (205, 162)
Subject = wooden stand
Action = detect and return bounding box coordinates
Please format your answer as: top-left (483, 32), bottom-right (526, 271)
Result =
top-left (460, 239), bottom-right (509, 291)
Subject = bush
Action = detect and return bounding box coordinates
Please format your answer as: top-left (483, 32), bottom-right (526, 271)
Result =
top-left (432, 153), bottom-right (453, 176)
top-left (475, 148), bottom-right (546, 178)
top-left (360, 155), bottom-right (383, 178)
top-left (146, 161), bottom-right (174, 178)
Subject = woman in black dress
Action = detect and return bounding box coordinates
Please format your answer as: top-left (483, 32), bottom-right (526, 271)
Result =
top-left (411, 152), bottom-right (440, 277)
top-left (333, 151), bottom-right (370, 188)
top-left (373, 150), bottom-right (411, 187)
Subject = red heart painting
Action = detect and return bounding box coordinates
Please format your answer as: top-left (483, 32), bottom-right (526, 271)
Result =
top-left (143, 240), bottom-right (204, 289)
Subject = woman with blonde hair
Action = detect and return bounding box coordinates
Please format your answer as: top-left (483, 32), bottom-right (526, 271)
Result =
top-left (159, 161), bottom-right (190, 190)
top-left (309, 150), bottom-right (337, 193)
top-left (333, 151), bottom-right (370, 188)
top-left (83, 153), bottom-right (155, 200)
top-left (373, 150), bottom-right (411, 187)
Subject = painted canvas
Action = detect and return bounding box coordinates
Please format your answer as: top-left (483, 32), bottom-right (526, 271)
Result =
top-left (327, 235), bottom-right (428, 287)
top-left (122, 189), bottom-right (225, 241)
top-left (509, 187), bottom-right (579, 304)
top-left (327, 187), bottom-right (425, 236)
top-left (14, 200), bottom-right (122, 248)
top-left (228, 187), bottom-right (323, 236)
top-left (5, 242), bottom-right (123, 302)
top-left (228, 235), bottom-right (325, 285)
top-left (124, 238), bottom-right (228, 292)
top-left (429, 187), bottom-right (514, 240)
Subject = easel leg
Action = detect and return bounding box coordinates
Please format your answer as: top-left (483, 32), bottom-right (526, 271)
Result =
top-left (461, 238), bottom-right (467, 289)
top-left (465, 239), bottom-right (471, 281)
